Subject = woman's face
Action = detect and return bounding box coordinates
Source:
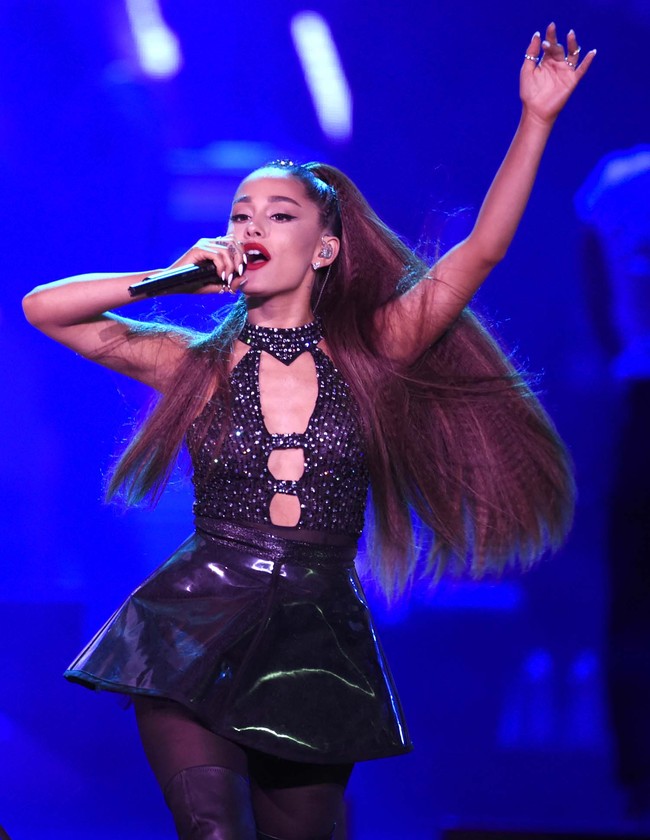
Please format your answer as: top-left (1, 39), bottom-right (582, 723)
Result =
top-left (227, 170), bottom-right (329, 299)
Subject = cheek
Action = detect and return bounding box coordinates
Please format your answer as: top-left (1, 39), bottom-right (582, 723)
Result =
top-left (286, 231), bottom-right (319, 259)
top-left (271, 235), bottom-right (301, 260)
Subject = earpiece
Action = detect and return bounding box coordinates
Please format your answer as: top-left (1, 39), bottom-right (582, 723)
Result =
top-left (318, 239), bottom-right (334, 260)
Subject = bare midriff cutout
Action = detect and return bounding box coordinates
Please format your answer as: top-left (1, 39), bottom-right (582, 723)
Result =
top-left (269, 493), bottom-right (301, 527)
top-left (268, 447), bottom-right (305, 481)
top-left (268, 446), bottom-right (304, 526)
top-left (258, 350), bottom-right (317, 527)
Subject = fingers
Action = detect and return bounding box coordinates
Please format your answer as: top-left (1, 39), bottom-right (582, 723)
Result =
top-left (541, 21), bottom-right (565, 63)
top-left (574, 45), bottom-right (597, 80)
top-left (193, 235), bottom-right (247, 293)
top-left (525, 23), bottom-right (596, 78)
top-left (566, 28), bottom-right (580, 62)
top-left (562, 26), bottom-right (597, 76)
top-left (522, 30), bottom-right (541, 70)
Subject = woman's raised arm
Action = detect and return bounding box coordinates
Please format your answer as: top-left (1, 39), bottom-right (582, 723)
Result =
top-left (22, 236), bottom-right (247, 390)
top-left (377, 24), bottom-right (596, 364)
top-left (22, 269), bottom-right (192, 391)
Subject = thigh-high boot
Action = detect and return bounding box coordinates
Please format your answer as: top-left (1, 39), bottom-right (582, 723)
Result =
top-left (164, 764), bottom-right (257, 840)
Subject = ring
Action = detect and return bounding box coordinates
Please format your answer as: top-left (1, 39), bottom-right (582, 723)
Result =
top-left (524, 53), bottom-right (538, 62)
top-left (570, 46), bottom-right (581, 56)
top-left (565, 57), bottom-right (576, 68)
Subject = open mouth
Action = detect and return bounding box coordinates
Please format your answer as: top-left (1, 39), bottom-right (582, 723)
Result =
top-left (244, 244), bottom-right (271, 271)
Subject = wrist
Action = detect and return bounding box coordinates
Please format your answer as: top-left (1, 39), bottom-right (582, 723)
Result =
top-left (520, 104), bottom-right (557, 132)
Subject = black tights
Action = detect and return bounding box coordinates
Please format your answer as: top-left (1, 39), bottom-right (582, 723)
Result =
top-left (134, 697), bottom-right (353, 839)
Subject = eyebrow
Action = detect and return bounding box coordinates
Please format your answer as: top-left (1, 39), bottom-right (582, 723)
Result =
top-left (232, 194), bottom-right (302, 207)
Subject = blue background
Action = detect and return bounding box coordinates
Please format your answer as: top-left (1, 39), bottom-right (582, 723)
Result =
top-left (1, 0), bottom-right (646, 837)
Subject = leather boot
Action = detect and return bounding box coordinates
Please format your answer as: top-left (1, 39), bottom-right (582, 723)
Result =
top-left (164, 764), bottom-right (257, 839)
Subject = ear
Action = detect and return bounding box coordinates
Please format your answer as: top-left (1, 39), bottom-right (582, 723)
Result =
top-left (312, 235), bottom-right (340, 267)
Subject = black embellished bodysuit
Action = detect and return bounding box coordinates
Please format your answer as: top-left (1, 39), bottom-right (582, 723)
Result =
top-left (192, 319), bottom-right (369, 538)
top-left (64, 319), bottom-right (412, 764)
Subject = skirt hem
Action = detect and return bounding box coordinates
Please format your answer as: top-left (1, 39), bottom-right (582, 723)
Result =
top-left (64, 668), bottom-right (414, 764)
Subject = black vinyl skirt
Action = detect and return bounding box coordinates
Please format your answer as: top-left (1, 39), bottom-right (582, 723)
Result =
top-left (65, 519), bottom-right (413, 764)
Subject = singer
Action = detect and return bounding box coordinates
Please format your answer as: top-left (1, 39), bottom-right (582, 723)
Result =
top-left (22, 26), bottom-right (592, 840)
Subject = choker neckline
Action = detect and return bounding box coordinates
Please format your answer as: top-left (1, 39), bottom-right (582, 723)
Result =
top-left (238, 318), bottom-right (323, 365)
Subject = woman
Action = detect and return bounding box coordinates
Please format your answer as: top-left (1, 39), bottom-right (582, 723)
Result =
top-left (23, 25), bottom-right (593, 840)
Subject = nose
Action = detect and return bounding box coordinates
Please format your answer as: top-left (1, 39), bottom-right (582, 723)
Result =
top-left (244, 216), bottom-right (265, 238)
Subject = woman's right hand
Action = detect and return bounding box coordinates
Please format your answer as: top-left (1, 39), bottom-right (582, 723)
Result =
top-left (169, 234), bottom-right (248, 294)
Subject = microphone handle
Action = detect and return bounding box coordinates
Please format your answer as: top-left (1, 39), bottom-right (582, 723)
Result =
top-left (128, 260), bottom-right (224, 298)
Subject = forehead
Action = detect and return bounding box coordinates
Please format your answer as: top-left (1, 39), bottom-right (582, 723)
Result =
top-left (233, 171), bottom-right (311, 204)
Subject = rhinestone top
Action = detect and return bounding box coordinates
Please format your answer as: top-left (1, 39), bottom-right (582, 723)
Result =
top-left (238, 318), bottom-right (324, 365)
top-left (190, 320), bottom-right (369, 537)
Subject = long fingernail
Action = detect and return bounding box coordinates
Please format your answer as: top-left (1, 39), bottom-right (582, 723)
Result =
top-left (238, 263), bottom-right (244, 276)
top-left (228, 273), bottom-right (234, 284)
top-left (239, 279), bottom-right (248, 289)
top-left (568, 29), bottom-right (575, 36)
top-left (221, 270), bottom-right (227, 282)
top-left (542, 40), bottom-right (550, 48)
top-left (533, 31), bottom-right (540, 38)
top-left (242, 253), bottom-right (248, 264)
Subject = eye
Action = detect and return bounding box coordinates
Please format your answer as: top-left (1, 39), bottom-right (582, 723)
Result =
top-left (229, 213), bottom-right (249, 223)
top-left (271, 213), bottom-right (296, 222)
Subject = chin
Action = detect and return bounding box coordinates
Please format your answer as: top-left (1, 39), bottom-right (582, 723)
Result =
top-left (239, 286), bottom-right (266, 302)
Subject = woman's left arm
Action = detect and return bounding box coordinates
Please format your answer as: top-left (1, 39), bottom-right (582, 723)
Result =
top-left (377, 23), bottom-right (596, 363)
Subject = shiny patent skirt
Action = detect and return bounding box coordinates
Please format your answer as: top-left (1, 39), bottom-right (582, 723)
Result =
top-left (65, 519), bottom-right (412, 764)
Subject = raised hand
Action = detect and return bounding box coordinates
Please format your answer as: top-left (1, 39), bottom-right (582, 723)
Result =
top-left (521, 23), bottom-right (596, 125)
top-left (168, 235), bottom-right (248, 295)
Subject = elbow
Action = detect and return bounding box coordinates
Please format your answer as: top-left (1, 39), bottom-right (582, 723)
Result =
top-left (480, 248), bottom-right (507, 271)
top-left (464, 235), bottom-right (507, 273)
top-left (468, 253), bottom-right (503, 286)
top-left (22, 287), bottom-right (47, 327)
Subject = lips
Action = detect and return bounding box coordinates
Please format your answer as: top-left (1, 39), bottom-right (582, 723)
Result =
top-left (244, 243), bottom-right (271, 271)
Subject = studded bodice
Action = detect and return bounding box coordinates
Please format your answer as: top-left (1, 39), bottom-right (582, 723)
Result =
top-left (190, 320), bottom-right (370, 538)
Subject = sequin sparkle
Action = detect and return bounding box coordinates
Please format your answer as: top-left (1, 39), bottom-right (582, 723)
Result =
top-left (190, 319), bottom-right (369, 537)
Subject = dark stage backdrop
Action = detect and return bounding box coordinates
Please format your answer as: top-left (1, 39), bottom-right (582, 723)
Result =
top-left (1, 0), bottom-right (645, 837)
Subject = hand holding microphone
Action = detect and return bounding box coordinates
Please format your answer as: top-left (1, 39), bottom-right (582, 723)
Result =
top-left (128, 236), bottom-right (247, 298)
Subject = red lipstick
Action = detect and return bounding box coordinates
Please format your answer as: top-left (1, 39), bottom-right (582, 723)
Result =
top-left (244, 243), bottom-right (271, 271)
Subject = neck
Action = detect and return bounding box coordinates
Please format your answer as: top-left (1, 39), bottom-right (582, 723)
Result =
top-left (244, 296), bottom-right (314, 329)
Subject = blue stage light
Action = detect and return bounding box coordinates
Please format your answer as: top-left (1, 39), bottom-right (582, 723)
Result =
top-left (125, 0), bottom-right (182, 78)
top-left (290, 12), bottom-right (352, 142)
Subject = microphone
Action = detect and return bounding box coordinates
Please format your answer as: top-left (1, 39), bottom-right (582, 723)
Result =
top-left (127, 260), bottom-right (227, 298)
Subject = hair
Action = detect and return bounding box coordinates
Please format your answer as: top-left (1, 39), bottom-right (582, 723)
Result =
top-left (107, 161), bottom-right (575, 599)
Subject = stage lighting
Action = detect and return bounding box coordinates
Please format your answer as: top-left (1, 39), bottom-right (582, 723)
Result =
top-left (290, 12), bottom-right (352, 142)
